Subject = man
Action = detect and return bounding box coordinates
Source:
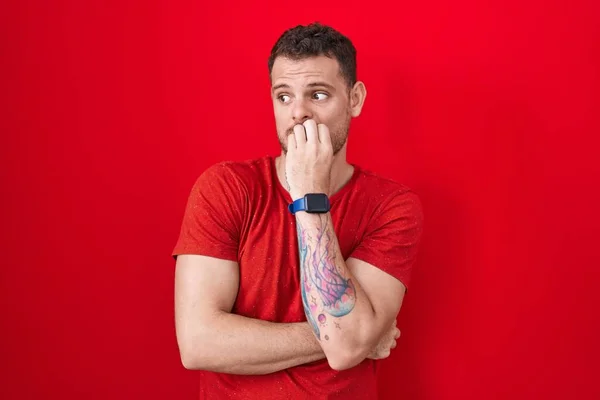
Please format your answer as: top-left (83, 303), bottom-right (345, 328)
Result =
top-left (172, 22), bottom-right (423, 399)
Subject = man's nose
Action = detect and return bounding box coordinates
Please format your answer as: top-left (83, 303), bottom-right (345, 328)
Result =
top-left (291, 99), bottom-right (313, 123)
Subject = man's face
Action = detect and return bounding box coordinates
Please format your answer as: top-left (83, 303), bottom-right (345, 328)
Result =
top-left (270, 56), bottom-right (352, 155)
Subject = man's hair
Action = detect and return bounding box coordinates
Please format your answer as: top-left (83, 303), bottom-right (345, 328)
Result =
top-left (268, 22), bottom-right (357, 89)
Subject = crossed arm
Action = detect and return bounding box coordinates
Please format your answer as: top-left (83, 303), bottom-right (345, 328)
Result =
top-left (175, 254), bottom-right (325, 375)
top-left (175, 231), bottom-right (405, 374)
top-left (294, 211), bottom-right (406, 370)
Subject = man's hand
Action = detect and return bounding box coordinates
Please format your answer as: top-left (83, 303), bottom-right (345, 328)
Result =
top-left (285, 120), bottom-right (334, 200)
top-left (366, 320), bottom-right (401, 360)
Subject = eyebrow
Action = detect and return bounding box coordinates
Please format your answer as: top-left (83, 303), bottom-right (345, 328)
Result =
top-left (271, 81), bottom-right (336, 92)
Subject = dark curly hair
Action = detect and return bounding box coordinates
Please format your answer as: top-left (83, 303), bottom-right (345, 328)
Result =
top-left (268, 22), bottom-right (357, 89)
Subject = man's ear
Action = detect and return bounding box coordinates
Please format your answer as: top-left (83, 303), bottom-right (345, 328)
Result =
top-left (349, 81), bottom-right (367, 118)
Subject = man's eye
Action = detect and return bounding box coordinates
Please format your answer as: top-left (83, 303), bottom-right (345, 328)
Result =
top-left (313, 92), bottom-right (328, 100)
top-left (278, 95), bottom-right (291, 103)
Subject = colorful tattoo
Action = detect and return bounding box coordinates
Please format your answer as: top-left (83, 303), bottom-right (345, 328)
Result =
top-left (297, 216), bottom-right (356, 340)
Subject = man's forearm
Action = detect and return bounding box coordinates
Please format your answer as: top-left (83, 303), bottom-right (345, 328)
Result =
top-left (295, 212), bottom-right (382, 369)
top-left (181, 311), bottom-right (325, 375)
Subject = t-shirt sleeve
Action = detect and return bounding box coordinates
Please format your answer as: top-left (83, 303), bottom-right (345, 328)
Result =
top-left (172, 163), bottom-right (245, 261)
top-left (349, 190), bottom-right (424, 289)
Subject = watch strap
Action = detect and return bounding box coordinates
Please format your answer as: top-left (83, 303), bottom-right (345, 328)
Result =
top-left (288, 197), bottom-right (307, 215)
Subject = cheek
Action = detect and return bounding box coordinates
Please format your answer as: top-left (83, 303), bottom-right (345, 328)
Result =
top-left (273, 105), bottom-right (288, 125)
top-left (272, 114), bottom-right (285, 132)
top-left (325, 102), bottom-right (348, 120)
top-left (318, 109), bottom-right (345, 130)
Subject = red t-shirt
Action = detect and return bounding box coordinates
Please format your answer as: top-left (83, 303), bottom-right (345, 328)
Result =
top-left (172, 155), bottom-right (423, 399)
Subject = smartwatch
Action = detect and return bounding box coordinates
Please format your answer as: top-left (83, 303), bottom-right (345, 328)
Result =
top-left (288, 193), bottom-right (331, 215)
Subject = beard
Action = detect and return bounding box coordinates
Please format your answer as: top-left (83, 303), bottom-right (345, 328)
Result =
top-left (278, 113), bottom-right (351, 156)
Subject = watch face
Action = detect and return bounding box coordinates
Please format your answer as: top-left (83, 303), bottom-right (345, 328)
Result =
top-left (305, 194), bottom-right (330, 213)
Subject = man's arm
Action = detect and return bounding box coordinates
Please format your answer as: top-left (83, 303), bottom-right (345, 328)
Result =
top-left (295, 213), bottom-right (405, 371)
top-left (284, 121), bottom-right (413, 371)
top-left (175, 254), bottom-right (325, 375)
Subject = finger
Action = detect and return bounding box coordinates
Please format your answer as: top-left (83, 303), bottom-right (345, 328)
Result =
top-left (391, 340), bottom-right (397, 349)
top-left (317, 123), bottom-right (332, 150)
top-left (293, 124), bottom-right (306, 148)
top-left (394, 328), bottom-right (401, 339)
top-left (303, 120), bottom-right (318, 146)
top-left (287, 133), bottom-right (297, 153)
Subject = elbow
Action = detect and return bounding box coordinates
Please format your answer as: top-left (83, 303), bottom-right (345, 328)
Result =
top-left (325, 345), bottom-right (371, 371)
top-left (180, 355), bottom-right (198, 370)
top-left (179, 346), bottom-right (203, 370)
top-left (177, 334), bottom-right (212, 370)
top-left (325, 330), bottom-right (379, 371)
top-left (177, 326), bottom-right (232, 372)
top-left (327, 356), bottom-right (361, 372)
top-left (179, 346), bottom-right (217, 371)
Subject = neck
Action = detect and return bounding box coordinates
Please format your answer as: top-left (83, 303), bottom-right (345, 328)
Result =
top-left (275, 144), bottom-right (355, 198)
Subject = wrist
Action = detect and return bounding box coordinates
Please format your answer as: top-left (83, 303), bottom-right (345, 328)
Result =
top-left (290, 187), bottom-right (329, 201)
top-left (288, 193), bottom-right (331, 215)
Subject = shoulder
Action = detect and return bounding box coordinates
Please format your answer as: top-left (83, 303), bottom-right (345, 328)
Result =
top-left (194, 156), bottom-right (272, 190)
top-left (355, 166), bottom-right (421, 204)
top-left (353, 166), bottom-right (423, 223)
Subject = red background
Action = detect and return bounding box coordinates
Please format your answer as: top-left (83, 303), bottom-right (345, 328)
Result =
top-left (2, 1), bottom-right (599, 399)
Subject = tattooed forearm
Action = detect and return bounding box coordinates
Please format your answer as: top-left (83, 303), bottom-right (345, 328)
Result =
top-left (296, 216), bottom-right (356, 340)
